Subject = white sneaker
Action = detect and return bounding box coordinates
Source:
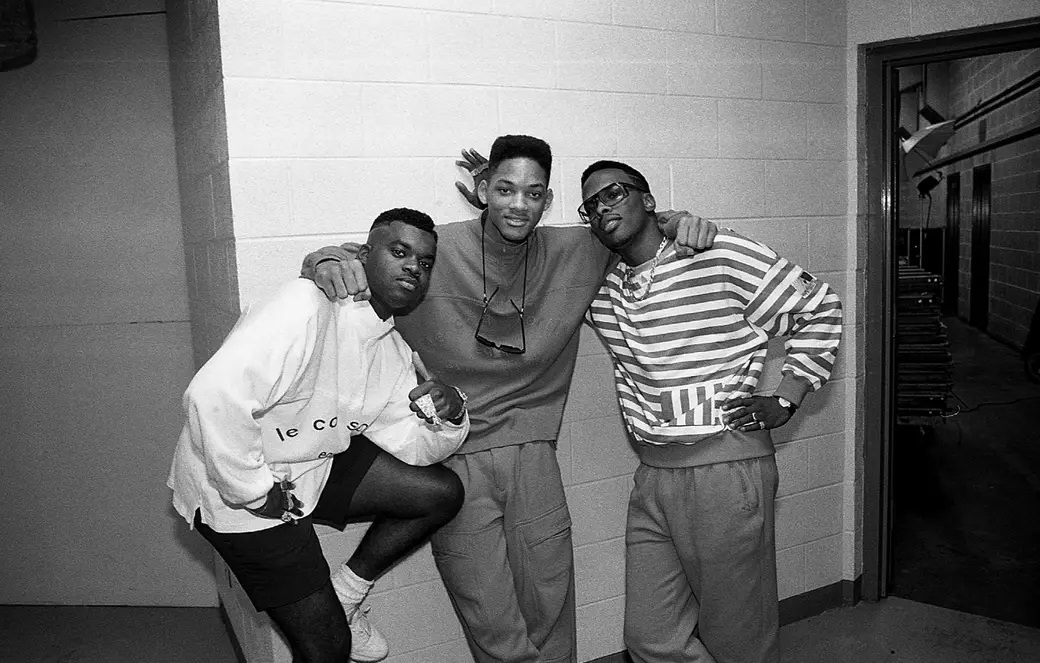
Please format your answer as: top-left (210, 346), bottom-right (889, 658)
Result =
top-left (348, 604), bottom-right (388, 662)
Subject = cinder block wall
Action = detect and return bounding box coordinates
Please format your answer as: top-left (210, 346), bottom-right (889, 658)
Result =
top-left (173, 0), bottom-right (854, 660)
top-left (947, 48), bottom-right (1040, 348)
top-left (166, 0), bottom-right (241, 366)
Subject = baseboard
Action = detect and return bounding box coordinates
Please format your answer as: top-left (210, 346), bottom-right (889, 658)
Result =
top-left (589, 577), bottom-right (863, 663)
top-left (216, 579), bottom-right (862, 663)
top-left (779, 576), bottom-right (861, 625)
top-left (218, 601), bottom-right (248, 663)
top-left (843, 575), bottom-right (863, 606)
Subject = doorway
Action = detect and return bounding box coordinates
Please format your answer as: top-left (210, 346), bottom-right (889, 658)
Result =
top-left (862, 18), bottom-right (1040, 627)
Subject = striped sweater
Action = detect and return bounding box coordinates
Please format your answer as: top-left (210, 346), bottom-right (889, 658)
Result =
top-left (587, 229), bottom-right (842, 465)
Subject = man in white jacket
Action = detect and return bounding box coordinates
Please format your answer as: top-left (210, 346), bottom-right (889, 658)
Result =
top-left (168, 208), bottom-right (469, 663)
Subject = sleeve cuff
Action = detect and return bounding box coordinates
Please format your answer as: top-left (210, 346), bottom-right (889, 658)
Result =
top-left (445, 410), bottom-right (469, 428)
top-left (243, 493), bottom-right (268, 509)
top-left (774, 374), bottom-right (812, 407)
top-left (300, 244), bottom-right (358, 278)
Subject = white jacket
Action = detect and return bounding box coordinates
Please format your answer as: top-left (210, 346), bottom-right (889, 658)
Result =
top-left (168, 279), bottom-right (469, 533)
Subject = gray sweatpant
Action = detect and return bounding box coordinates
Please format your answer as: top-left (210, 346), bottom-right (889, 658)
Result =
top-left (430, 441), bottom-right (576, 663)
top-left (624, 455), bottom-right (780, 663)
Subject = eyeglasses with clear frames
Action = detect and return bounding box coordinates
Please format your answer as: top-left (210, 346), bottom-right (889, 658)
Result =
top-left (577, 181), bottom-right (647, 224)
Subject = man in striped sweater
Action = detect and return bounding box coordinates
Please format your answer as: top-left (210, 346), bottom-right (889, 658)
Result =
top-left (579, 160), bottom-right (843, 663)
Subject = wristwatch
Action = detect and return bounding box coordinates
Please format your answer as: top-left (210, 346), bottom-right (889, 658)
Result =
top-left (449, 386), bottom-right (468, 424)
top-left (774, 395), bottom-right (798, 415)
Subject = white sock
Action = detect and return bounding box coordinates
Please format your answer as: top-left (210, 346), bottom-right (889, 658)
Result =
top-left (330, 564), bottom-right (373, 618)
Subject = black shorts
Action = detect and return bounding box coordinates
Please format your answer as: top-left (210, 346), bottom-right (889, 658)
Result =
top-left (195, 435), bottom-right (381, 611)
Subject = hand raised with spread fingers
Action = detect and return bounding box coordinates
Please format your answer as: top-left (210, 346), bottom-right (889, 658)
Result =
top-left (455, 148), bottom-right (489, 210)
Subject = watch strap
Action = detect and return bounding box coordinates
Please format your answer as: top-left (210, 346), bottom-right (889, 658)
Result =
top-left (448, 386), bottom-right (468, 423)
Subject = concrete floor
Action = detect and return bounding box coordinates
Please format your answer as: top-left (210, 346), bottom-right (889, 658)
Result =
top-left (890, 317), bottom-right (1040, 627)
top-left (4, 597), bottom-right (1040, 662)
top-left (0, 605), bottom-right (238, 663)
top-left (780, 596), bottom-right (1040, 662)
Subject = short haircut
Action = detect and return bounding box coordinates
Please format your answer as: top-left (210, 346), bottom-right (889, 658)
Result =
top-left (580, 160), bottom-right (650, 193)
top-left (370, 207), bottom-right (437, 241)
top-left (488, 135), bottom-right (552, 182)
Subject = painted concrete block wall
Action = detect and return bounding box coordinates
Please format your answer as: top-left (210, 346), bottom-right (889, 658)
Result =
top-left (0, 1), bottom-right (208, 605)
top-left (846, 0), bottom-right (1040, 589)
top-left (211, 1), bottom-right (854, 660)
top-left (946, 48), bottom-right (1040, 349)
top-left (166, 0), bottom-right (241, 367)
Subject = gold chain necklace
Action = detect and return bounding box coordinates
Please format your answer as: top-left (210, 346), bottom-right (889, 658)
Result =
top-left (622, 237), bottom-right (669, 302)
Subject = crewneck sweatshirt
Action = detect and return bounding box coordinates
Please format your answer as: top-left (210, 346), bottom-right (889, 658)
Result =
top-left (587, 229), bottom-right (843, 468)
top-left (303, 216), bottom-right (614, 454)
top-left (168, 280), bottom-right (469, 533)
top-left (400, 218), bottom-right (614, 453)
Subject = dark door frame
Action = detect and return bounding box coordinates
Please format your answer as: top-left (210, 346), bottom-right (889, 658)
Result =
top-left (860, 17), bottom-right (1040, 601)
top-left (969, 163), bottom-right (993, 330)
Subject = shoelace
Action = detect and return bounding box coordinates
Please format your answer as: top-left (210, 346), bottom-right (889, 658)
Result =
top-left (352, 605), bottom-right (374, 636)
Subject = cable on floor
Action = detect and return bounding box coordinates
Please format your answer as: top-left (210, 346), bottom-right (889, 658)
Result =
top-left (942, 392), bottom-right (1040, 417)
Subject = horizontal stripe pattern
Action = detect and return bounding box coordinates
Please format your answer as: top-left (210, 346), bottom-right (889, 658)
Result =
top-left (588, 230), bottom-right (842, 446)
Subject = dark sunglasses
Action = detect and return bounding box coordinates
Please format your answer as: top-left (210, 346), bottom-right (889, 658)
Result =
top-left (475, 226), bottom-right (528, 354)
top-left (475, 286), bottom-right (526, 354)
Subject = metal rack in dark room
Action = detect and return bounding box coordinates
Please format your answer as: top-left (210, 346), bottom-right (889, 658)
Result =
top-left (896, 264), bottom-right (953, 425)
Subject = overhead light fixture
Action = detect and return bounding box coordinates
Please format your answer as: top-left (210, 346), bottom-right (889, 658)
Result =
top-left (916, 173), bottom-right (942, 198)
top-left (902, 120), bottom-right (956, 158)
top-left (918, 104), bottom-right (946, 125)
top-left (901, 119), bottom-right (956, 179)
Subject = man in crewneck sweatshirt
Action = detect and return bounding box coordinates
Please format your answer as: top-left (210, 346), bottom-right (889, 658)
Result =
top-left (580, 160), bottom-right (843, 663)
top-left (169, 208), bottom-right (469, 663)
top-left (299, 136), bottom-right (719, 663)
